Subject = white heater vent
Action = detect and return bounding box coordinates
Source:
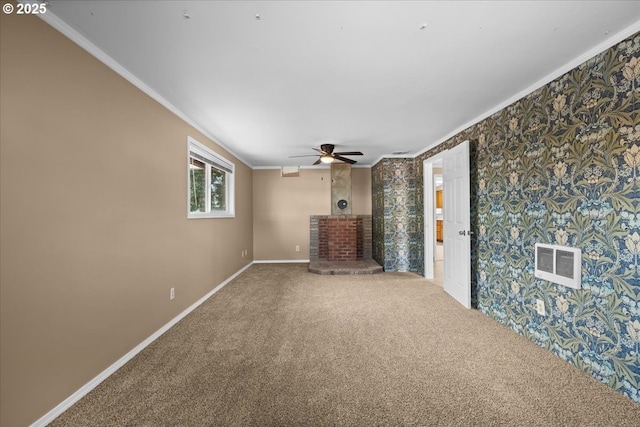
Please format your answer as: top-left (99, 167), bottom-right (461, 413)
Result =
top-left (534, 243), bottom-right (581, 289)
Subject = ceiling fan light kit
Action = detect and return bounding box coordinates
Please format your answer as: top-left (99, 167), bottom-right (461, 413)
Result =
top-left (320, 154), bottom-right (334, 164)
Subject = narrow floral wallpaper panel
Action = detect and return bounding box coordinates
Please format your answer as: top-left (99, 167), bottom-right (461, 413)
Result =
top-left (372, 161), bottom-right (385, 266)
top-left (371, 158), bottom-right (417, 272)
top-left (410, 32), bottom-right (640, 402)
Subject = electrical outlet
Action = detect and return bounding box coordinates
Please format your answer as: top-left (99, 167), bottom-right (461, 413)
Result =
top-left (536, 299), bottom-right (545, 316)
top-left (241, 250), bottom-right (244, 258)
top-left (295, 245), bottom-right (300, 252)
top-left (170, 287), bottom-right (175, 300)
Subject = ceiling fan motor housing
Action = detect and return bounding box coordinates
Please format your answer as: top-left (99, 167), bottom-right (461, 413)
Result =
top-left (321, 144), bottom-right (335, 154)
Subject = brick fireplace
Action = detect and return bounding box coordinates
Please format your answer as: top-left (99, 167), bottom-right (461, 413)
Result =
top-left (310, 215), bottom-right (372, 261)
top-left (308, 163), bottom-right (377, 272)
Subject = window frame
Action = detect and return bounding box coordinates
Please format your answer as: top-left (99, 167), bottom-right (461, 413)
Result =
top-left (187, 136), bottom-right (235, 219)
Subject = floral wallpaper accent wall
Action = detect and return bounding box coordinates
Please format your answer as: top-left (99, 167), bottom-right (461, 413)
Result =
top-left (412, 32), bottom-right (640, 402)
top-left (371, 158), bottom-right (417, 272)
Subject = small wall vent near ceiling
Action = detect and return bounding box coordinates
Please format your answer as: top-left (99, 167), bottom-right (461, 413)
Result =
top-left (534, 243), bottom-right (581, 289)
top-left (281, 166), bottom-right (300, 177)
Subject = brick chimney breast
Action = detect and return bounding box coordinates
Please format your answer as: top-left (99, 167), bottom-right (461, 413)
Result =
top-left (331, 163), bottom-right (352, 215)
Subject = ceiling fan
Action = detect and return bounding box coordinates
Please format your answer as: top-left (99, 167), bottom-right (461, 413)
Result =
top-left (290, 144), bottom-right (364, 165)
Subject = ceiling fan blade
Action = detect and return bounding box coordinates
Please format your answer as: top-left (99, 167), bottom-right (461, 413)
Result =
top-left (334, 155), bottom-right (357, 164)
top-left (289, 154), bottom-right (319, 158)
top-left (313, 158), bottom-right (322, 165)
top-left (334, 151), bottom-right (363, 156)
top-left (312, 147), bottom-right (325, 154)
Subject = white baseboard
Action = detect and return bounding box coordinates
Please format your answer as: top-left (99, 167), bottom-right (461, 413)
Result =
top-left (31, 262), bottom-right (254, 427)
top-left (253, 259), bottom-right (310, 263)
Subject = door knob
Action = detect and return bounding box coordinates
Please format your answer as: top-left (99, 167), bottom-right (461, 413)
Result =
top-left (459, 230), bottom-right (466, 236)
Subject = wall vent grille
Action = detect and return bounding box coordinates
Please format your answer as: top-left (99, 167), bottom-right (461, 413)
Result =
top-left (534, 243), bottom-right (581, 289)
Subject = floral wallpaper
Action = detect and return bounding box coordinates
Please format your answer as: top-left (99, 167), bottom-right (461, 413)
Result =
top-left (371, 158), bottom-right (417, 272)
top-left (373, 32), bottom-right (640, 402)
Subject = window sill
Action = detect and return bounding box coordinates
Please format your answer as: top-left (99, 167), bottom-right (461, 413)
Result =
top-left (188, 212), bottom-right (236, 219)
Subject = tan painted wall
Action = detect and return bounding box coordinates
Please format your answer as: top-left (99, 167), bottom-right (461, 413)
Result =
top-left (0, 11), bottom-right (253, 426)
top-left (253, 168), bottom-right (372, 260)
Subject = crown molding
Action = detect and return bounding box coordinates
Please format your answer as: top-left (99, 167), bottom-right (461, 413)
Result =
top-left (413, 19), bottom-right (640, 159)
top-left (36, 9), bottom-right (252, 169)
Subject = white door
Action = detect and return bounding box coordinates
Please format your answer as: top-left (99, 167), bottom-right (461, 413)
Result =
top-left (442, 140), bottom-right (471, 308)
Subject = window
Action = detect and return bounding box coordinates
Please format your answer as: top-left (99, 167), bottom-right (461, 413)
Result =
top-left (188, 136), bottom-right (234, 218)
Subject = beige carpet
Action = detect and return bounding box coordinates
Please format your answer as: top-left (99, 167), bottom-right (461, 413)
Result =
top-left (51, 263), bottom-right (639, 426)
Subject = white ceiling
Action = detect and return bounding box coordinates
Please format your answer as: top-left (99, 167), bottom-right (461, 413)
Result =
top-left (42, 1), bottom-right (640, 168)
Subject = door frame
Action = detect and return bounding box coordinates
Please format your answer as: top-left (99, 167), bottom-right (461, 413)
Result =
top-left (423, 151), bottom-right (447, 280)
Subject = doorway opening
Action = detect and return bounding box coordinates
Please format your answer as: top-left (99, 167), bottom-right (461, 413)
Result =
top-left (434, 171), bottom-right (443, 287)
top-left (434, 165), bottom-right (443, 287)
top-left (423, 156), bottom-right (443, 284)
